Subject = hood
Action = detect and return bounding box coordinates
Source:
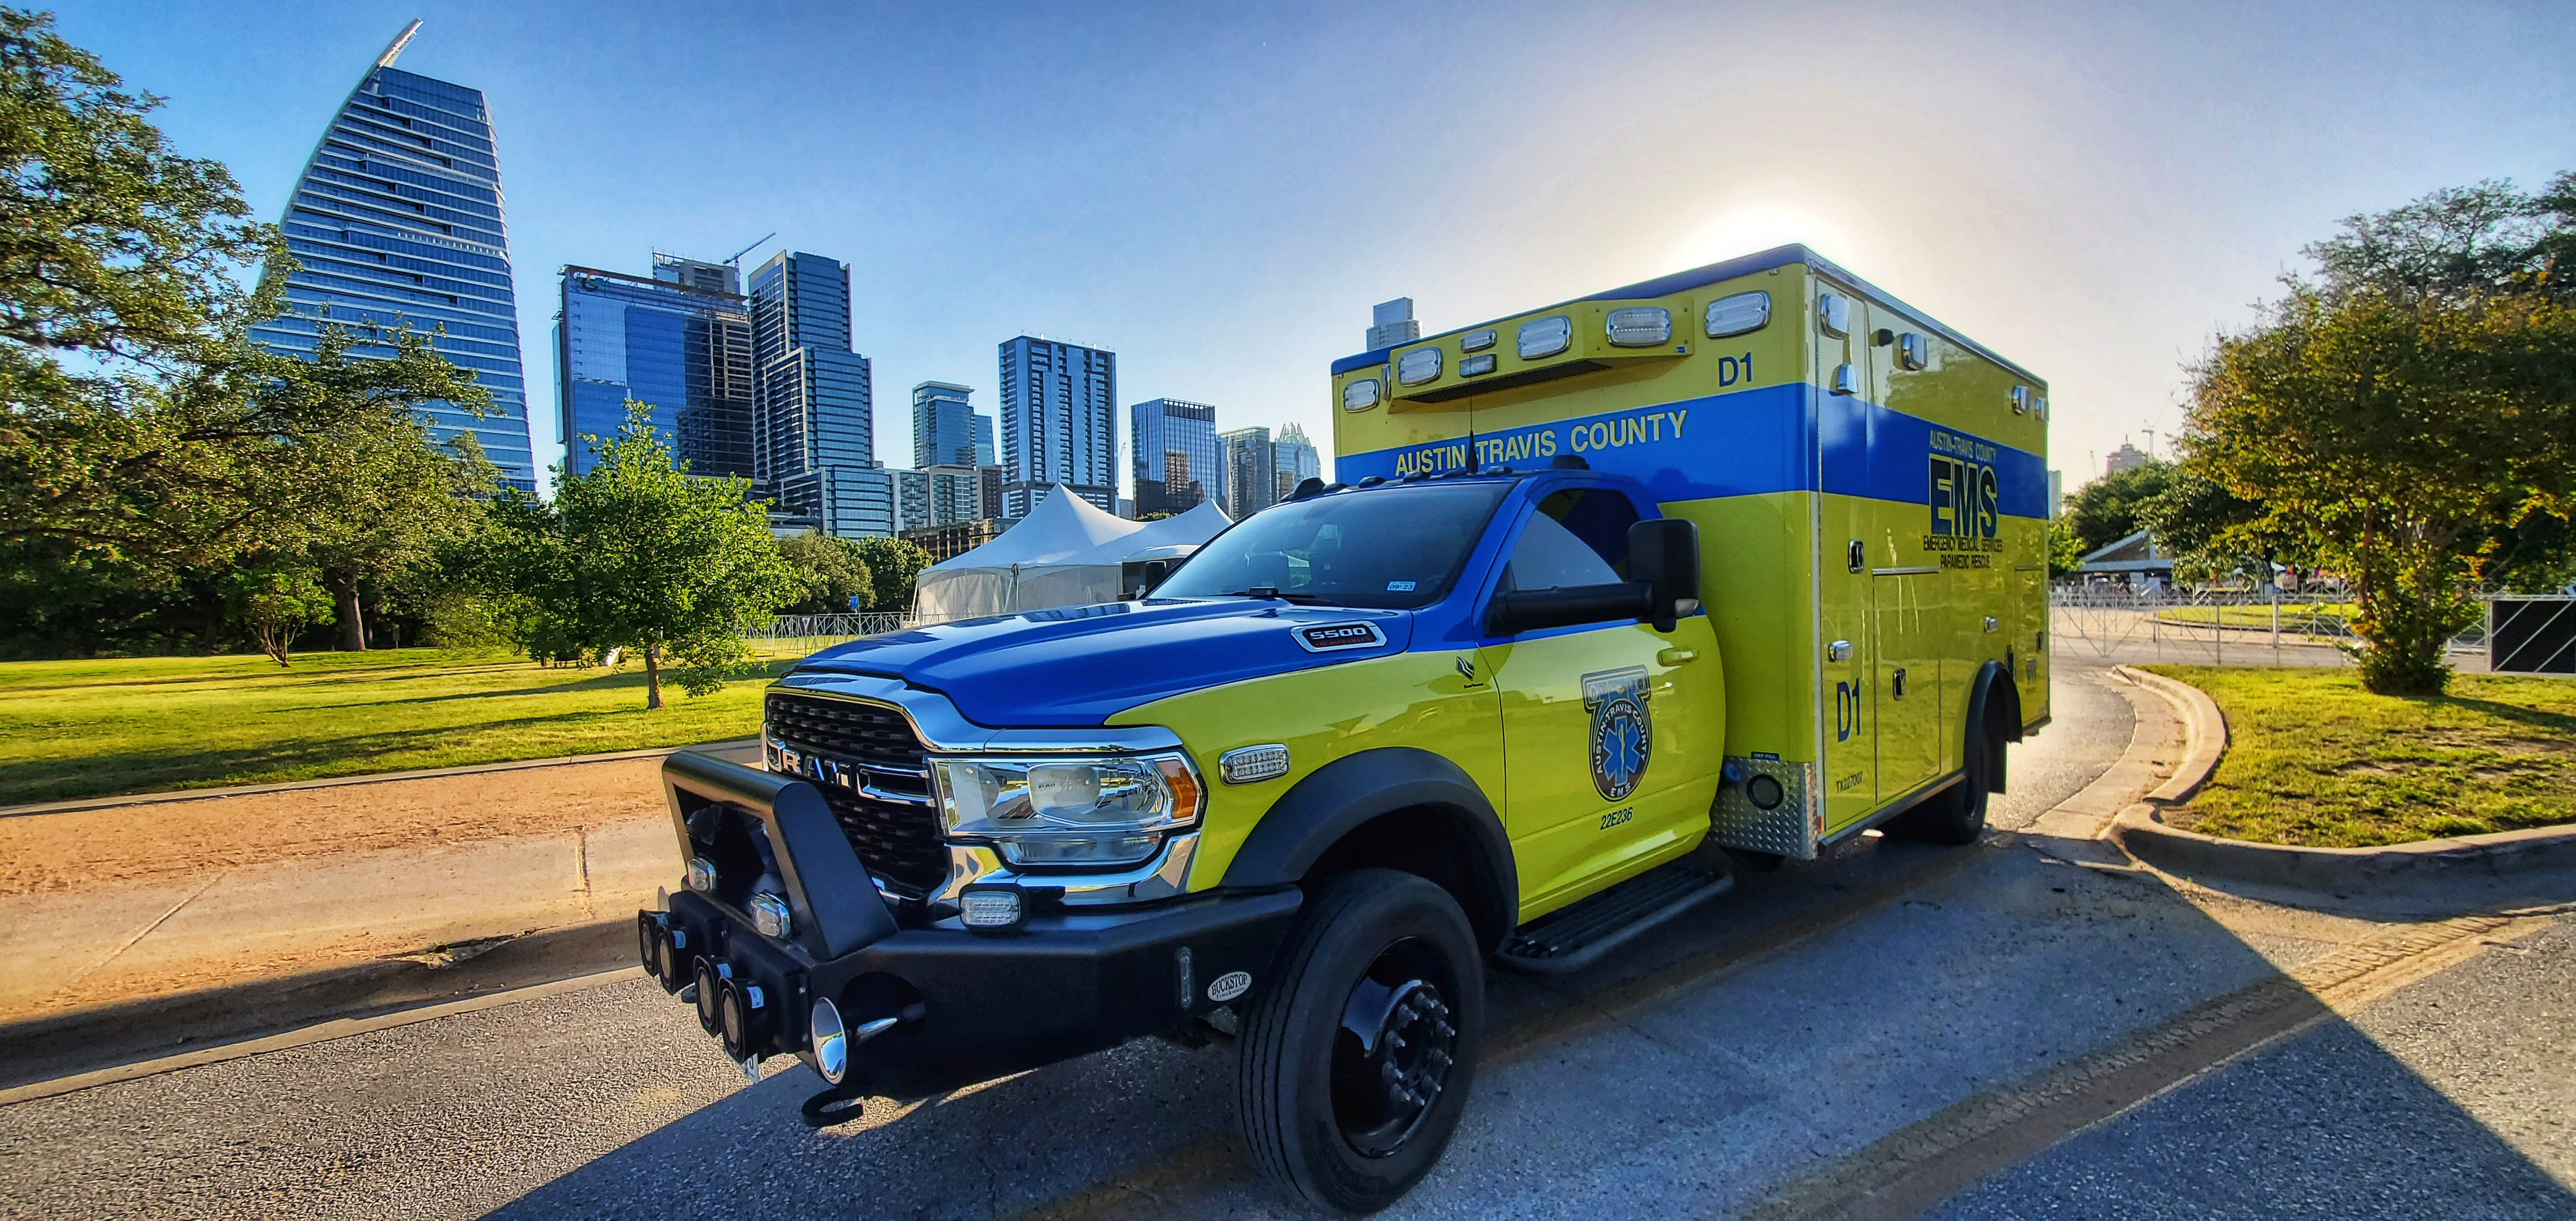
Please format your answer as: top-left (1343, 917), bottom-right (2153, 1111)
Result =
top-left (793, 599), bottom-right (1414, 727)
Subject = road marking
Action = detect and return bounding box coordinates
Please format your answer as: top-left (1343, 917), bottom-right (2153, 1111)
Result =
top-left (0, 967), bottom-right (646, 1108)
top-left (1729, 912), bottom-right (2555, 1221)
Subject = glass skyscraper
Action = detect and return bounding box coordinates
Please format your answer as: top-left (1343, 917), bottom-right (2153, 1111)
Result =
top-left (911, 381), bottom-right (978, 468)
top-left (748, 250), bottom-right (886, 536)
top-left (556, 264), bottom-right (753, 479)
top-left (1273, 422), bottom-right (1323, 500)
top-left (1130, 398), bottom-right (1220, 516)
top-left (249, 22), bottom-right (534, 490)
top-left (998, 336), bottom-right (1117, 517)
top-left (1220, 425), bottom-right (1275, 519)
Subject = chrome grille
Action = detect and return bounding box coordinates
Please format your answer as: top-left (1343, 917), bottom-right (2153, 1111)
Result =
top-left (764, 690), bottom-right (946, 898)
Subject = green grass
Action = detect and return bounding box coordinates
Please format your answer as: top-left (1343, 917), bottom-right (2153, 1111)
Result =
top-left (0, 647), bottom-right (807, 805)
top-left (2144, 665), bottom-right (2576, 847)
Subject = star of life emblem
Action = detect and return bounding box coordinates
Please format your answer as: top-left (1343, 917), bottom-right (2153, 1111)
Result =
top-left (1582, 666), bottom-right (1652, 802)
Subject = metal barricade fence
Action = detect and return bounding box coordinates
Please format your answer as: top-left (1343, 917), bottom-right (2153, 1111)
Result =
top-left (2049, 584), bottom-right (2494, 669)
top-left (744, 612), bottom-right (917, 657)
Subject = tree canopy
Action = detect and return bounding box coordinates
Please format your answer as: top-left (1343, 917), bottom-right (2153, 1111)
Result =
top-left (2173, 173), bottom-right (2575, 694)
top-left (779, 532), bottom-right (875, 614)
top-left (481, 408), bottom-right (801, 708)
top-left (2063, 458), bottom-right (2175, 557)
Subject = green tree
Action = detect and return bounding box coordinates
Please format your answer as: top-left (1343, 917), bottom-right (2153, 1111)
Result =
top-left (2063, 458), bottom-right (2175, 556)
top-left (779, 532), bottom-right (875, 614)
top-left (486, 406), bottom-right (802, 708)
top-left (220, 559), bottom-right (331, 667)
top-left (851, 535), bottom-right (933, 614)
top-left (2176, 174), bottom-right (2575, 694)
top-left (305, 430), bottom-right (499, 650)
top-left (2044, 518), bottom-right (2086, 580)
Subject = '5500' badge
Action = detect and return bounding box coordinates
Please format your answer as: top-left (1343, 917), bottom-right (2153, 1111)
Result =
top-left (1583, 666), bottom-right (1652, 801)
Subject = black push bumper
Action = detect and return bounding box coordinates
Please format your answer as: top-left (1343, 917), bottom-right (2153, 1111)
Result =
top-left (642, 752), bottom-right (1303, 1101)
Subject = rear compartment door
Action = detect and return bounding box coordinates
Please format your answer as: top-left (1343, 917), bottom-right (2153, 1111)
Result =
top-left (1872, 570), bottom-right (1947, 799)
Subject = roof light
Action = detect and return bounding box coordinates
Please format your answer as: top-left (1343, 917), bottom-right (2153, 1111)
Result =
top-left (1460, 328), bottom-right (1496, 352)
top-left (2010, 385), bottom-right (2032, 414)
top-left (1605, 306), bottom-right (1671, 347)
top-left (1459, 353), bottom-right (1497, 378)
top-left (1703, 291), bottom-right (1770, 338)
top-left (1817, 292), bottom-right (1851, 339)
top-left (1898, 332), bottom-right (1929, 371)
top-left (1396, 347), bottom-right (1443, 386)
top-left (2034, 395), bottom-right (2049, 421)
top-left (1518, 315), bottom-right (1573, 359)
top-left (1342, 377), bottom-right (1381, 412)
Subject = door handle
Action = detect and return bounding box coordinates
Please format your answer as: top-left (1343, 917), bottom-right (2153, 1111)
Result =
top-left (1892, 667), bottom-right (1909, 699)
top-left (1656, 647), bottom-right (1698, 666)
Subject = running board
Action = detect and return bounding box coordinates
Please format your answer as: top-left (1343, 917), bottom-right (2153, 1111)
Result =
top-left (1494, 860), bottom-right (1733, 975)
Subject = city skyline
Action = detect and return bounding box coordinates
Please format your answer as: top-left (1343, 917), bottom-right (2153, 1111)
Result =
top-left (91, 2), bottom-right (2576, 501)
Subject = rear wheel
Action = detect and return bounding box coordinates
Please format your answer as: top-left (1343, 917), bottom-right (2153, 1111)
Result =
top-left (1888, 719), bottom-right (1992, 845)
top-left (1237, 869), bottom-right (1483, 1214)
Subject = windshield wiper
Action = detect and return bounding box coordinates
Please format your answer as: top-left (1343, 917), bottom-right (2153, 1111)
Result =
top-left (1217, 587), bottom-right (1324, 603)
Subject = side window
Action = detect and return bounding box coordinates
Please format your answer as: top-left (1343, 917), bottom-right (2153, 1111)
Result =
top-left (1503, 489), bottom-right (1639, 591)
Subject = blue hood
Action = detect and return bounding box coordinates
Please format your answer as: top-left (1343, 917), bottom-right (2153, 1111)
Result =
top-left (792, 599), bottom-right (1415, 727)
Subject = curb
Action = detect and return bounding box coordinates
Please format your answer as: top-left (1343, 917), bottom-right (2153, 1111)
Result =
top-left (0, 917), bottom-right (639, 1097)
top-left (2105, 666), bottom-right (2576, 902)
top-left (1, 738), bottom-right (760, 820)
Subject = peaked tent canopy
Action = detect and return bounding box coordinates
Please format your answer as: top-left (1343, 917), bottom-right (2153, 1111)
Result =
top-left (911, 490), bottom-right (1237, 620)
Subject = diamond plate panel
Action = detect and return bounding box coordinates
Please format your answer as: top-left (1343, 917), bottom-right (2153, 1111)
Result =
top-left (1709, 758), bottom-right (1821, 859)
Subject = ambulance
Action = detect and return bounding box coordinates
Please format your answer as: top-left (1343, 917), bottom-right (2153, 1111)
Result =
top-left (640, 244), bottom-right (2051, 1213)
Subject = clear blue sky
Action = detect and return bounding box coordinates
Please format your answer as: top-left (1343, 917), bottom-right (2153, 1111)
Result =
top-left (50, 0), bottom-right (2576, 495)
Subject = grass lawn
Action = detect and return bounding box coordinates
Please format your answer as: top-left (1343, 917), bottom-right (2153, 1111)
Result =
top-left (2151, 603), bottom-right (2358, 633)
top-left (2144, 665), bottom-right (2576, 847)
top-left (0, 646), bottom-right (817, 805)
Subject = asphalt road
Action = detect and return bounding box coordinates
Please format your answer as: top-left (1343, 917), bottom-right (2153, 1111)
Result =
top-left (1, 661), bottom-right (2566, 1220)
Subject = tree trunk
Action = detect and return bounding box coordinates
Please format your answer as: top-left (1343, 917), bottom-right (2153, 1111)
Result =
top-left (333, 575), bottom-right (366, 652)
top-left (643, 643), bottom-right (663, 710)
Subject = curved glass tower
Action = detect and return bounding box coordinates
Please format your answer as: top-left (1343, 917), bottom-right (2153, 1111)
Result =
top-left (249, 21), bottom-right (535, 490)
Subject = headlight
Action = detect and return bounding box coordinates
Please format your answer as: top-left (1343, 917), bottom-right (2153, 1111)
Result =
top-left (931, 752), bottom-right (1203, 868)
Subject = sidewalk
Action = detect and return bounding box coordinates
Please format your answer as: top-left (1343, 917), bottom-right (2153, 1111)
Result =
top-left (0, 741), bottom-right (753, 1023)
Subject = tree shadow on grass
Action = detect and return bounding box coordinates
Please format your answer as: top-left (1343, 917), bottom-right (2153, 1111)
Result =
top-left (2425, 694), bottom-right (2576, 737)
top-left (296, 661), bottom-right (799, 709)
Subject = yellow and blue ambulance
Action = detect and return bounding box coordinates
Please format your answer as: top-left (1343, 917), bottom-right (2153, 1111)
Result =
top-left (643, 244), bottom-right (2049, 1213)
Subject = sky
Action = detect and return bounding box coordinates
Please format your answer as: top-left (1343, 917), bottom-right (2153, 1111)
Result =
top-left (49, 0), bottom-right (2576, 498)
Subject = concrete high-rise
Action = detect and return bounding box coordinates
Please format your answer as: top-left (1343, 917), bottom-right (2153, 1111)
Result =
top-left (249, 21), bottom-right (536, 489)
top-left (1130, 398), bottom-right (1220, 516)
top-left (749, 250), bottom-right (885, 536)
top-left (912, 381), bottom-right (978, 468)
top-left (998, 336), bottom-right (1117, 517)
top-left (556, 264), bottom-right (754, 479)
top-left (1366, 298), bottom-right (1420, 351)
top-left (1220, 425), bottom-right (1274, 520)
top-left (652, 252), bottom-right (740, 296)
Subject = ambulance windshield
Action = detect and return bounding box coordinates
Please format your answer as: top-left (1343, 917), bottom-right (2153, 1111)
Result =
top-left (1152, 482), bottom-right (1510, 610)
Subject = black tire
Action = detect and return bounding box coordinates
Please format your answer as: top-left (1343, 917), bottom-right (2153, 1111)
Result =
top-left (1237, 869), bottom-right (1484, 1215)
top-left (1887, 720), bottom-right (1992, 845)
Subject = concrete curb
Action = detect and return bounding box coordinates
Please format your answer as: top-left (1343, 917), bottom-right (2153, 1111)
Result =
top-left (2105, 666), bottom-right (2576, 902)
top-left (0, 917), bottom-right (639, 1096)
top-left (2, 738), bottom-right (760, 820)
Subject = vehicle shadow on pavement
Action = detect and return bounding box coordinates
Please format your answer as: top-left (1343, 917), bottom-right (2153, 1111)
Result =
top-left (487, 835), bottom-right (2576, 1220)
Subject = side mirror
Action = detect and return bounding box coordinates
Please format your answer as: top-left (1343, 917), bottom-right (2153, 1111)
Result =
top-left (1486, 581), bottom-right (1654, 637)
top-left (1627, 518), bottom-right (1701, 631)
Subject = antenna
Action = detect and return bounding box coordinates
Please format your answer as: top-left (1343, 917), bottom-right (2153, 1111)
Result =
top-left (723, 233), bottom-right (778, 268)
top-left (376, 19), bottom-right (423, 68)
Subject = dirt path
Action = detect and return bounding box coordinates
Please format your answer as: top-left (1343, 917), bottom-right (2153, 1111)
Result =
top-left (0, 751), bottom-right (737, 897)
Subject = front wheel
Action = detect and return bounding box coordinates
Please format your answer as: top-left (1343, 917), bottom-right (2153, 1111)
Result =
top-left (1237, 869), bottom-right (1484, 1214)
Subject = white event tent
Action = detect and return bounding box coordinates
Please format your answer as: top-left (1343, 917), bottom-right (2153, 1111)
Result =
top-left (911, 488), bottom-right (1233, 621)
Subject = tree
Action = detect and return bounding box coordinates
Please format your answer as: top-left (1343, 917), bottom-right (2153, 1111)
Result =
top-left (851, 535), bottom-right (933, 614)
top-left (2044, 518), bottom-right (2086, 580)
top-left (485, 406), bottom-right (802, 709)
top-left (2175, 174), bottom-right (2575, 694)
top-left (779, 532), bottom-right (874, 614)
top-left (304, 430), bottom-right (498, 650)
top-left (2062, 458), bottom-right (2175, 557)
top-left (220, 559), bottom-right (331, 667)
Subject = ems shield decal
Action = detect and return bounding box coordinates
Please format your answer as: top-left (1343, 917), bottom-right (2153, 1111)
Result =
top-left (1294, 621), bottom-right (1386, 653)
top-left (1583, 666), bottom-right (1652, 801)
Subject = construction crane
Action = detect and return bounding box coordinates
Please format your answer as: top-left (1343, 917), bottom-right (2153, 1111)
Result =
top-left (723, 233), bottom-right (776, 270)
